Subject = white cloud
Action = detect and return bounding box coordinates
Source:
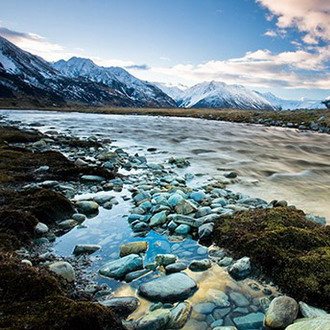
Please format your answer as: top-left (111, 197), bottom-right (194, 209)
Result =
top-left (147, 46), bottom-right (330, 89)
top-left (257, 0), bottom-right (330, 44)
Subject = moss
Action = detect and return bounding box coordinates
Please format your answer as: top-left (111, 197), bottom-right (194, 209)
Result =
top-left (0, 126), bottom-right (43, 144)
top-left (213, 207), bottom-right (330, 311)
top-left (0, 255), bottom-right (124, 330)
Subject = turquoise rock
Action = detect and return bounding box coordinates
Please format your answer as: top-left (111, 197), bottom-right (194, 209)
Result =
top-left (233, 312), bottom-right (265, 329)
top-left (99, 254), bottom-right (143, 279)
top-left (175, 224), bottom-right (191, 235)
top-left (150, 211), bottom-right (167, 227)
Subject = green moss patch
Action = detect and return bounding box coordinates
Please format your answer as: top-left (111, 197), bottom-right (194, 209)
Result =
top-left (213, 207), bottom-right (330, 311)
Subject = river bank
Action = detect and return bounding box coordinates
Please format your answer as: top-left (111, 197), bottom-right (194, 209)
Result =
top-left (1, 106), bottom-right (330, 134)
top-left (0, 113), bottom-right (329, 329)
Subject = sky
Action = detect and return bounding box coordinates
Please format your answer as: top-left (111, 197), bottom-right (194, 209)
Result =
top-left (0, 0), bottom-right (330, 100)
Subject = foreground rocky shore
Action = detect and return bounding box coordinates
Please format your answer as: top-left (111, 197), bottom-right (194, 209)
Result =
top-left (0, 115), bottom-right (329, 330)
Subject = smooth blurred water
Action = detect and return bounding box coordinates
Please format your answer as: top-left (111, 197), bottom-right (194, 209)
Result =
top-left (2, 110), bottom-right (329, 221)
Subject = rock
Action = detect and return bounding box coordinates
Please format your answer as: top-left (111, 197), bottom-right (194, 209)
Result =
top-left (35, 222), bottom-right (49, 235)
top-left (228, 257), bottom-right (251, 280)
top-left (71, 213), bottom-right (86, 223)
top-left (299, 301), bottom-right (328, 318)
top-left (75, 200), bottom-right (99, 214)
top-left (225, 171), bottom-right (238, 179)
top-left (233, 312), bottom-right (264, 329)
top-left (100, 296), bottom-right (140, 318)
top-left (168, 220), bottom-right (178, 231)
top-left (138, 273), bottom-right (197, 303)
top-left (134, 191), bottom-right (151, 204)
top-left (167, 301), bottom-right (192, 329)
top-left (229, 292), bottom-right (249, 307)
top-left (48, 261), bottom-right (75, 282)
top-left (150, 211), bottom-right (167, 227)
top-left (218, 257), bottom-right (233, 266)
top-left (81, 175), bottom-right (104, 182)
top-left (125, 269), bottom-right (151, 282)
top-left (211, 319), bottom-right (224, 328)
top-left (175, 199), bottom-right (198, 215)
top-left (168, 214), bottom-right (203, 228)
top-left (168, 194), bottom-right (184, 208)
top-left (175, 224), bottom-right (191, 235)
top-left (57, 219), bottom-right (77, 230)
top-left (99, 254), bottom-right (143, 279)
top-left (194, 302), bottom-right (216, 314)
top-left (120, 241), bottom-right (148, 257)
top-left (165, 262), bottom-right (187, 274)
top-left (285, 316), bottom-right (330, 330)
top-left (93, 195), bottom-right (114, 205)
top-left (73, 244), bottom-right (101, 255)
top-left (189, 259), bottom-right (212, 271)
top-left (137, 308), bottom-right (171, 330)
top-left (198, 223), bottom-right (214, 240)
top-left (213, 307), bottom-right (231, 318)
top-left (212, 327), bottom-right (237, 330)
top-left (196, 206), bottom-right (212, 218)
top-left (207, 289), bottom-right (230, 307)
top-left (74, 158), bottom-right (88, 166)
top-left (21, 259), bottom-right (32, 266)
top-left (190, 191), bottom-right (207, 202)
top-left (264, 296), bottom-right (299, 328)
top-left (132, 222), bottom-right (149, 232)
top-left (155, 254), bottom-right (177, 266)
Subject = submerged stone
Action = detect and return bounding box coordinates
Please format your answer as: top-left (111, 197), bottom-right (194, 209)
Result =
top-left (165, 262), bottom-right (187, 274)
top-left (138, 273), bottom-right (197, 303)
top-left (189, 259), bottom-right (212, 271)
top-left (167, 301), bottom-right (192, 329)
top-left (136, 308), bottom-right (171, 330)
top-left (233, 312), bottom-right (265, 329)
top-left (155, 254), bottom-right (177, 266)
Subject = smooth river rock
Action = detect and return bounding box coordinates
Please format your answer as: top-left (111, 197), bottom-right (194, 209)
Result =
top-left (189, 259), bottom-right (212, 271)
top-left (75, 200), bottom-right (99, 214)
top-left (120, 241), bottom-right (148, 257)
top-left (227, 257), bottom-right (251, 280)
top-left (48, 261), bottom-right (75, 282)
top-left (138, 273), bottom-right (197, 303)
top-left (167, 301), bottom-right (192, 329)
top-left (137, 308), bottom-right (171, 330)
top-left (73, 244), bottom-right (101, 255)
top-left (99, 254), bottom-right (143, 279)
top-left (285, 315), bottom-right (330, 330)
top-left (233, 312), bottom-right (265, 329)
top-left (264, 296), bottom-right (299, 328)
top-left (99, 296), bottom-right (140, 317)
top-left (298, 301), bottom-right (328, 318)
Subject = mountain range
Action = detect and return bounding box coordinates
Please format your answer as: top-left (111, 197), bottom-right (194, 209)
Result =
top-left (0, 35), bottom-right (326, 110)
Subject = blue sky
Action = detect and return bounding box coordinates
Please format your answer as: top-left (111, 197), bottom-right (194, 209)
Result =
top-left (1, 0), bottom-right (329, 100)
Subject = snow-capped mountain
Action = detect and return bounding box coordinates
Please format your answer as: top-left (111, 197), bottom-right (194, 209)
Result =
top-left (156, 81), bottom-right (326, 110)
top-left (170, 81), bottom-right (279, 110)
top-left (0, 36), bottom-right (175, 107)
top-left (258, 92), bottom-right (326, 110)
top-left (53, 57), bottom-right (176, 107)
top-left (153, 82), bottom-right (187, 101)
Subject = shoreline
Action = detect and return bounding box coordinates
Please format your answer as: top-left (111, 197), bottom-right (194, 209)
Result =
top-left (1, 106), bottom-right (330, 135)
top-left (0, 116), bottom-right (329, 329)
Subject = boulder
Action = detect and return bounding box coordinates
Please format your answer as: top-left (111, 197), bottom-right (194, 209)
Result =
top-left (99, 254), bottom-right (143, 279)
top-left (138, 273), bottom-right (197, 303)
top-left (264, 296), bottom-right (299, 328)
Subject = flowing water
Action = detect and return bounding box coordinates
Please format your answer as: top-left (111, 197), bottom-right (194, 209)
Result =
top-left (1, 109), bottom-right (330, 329)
